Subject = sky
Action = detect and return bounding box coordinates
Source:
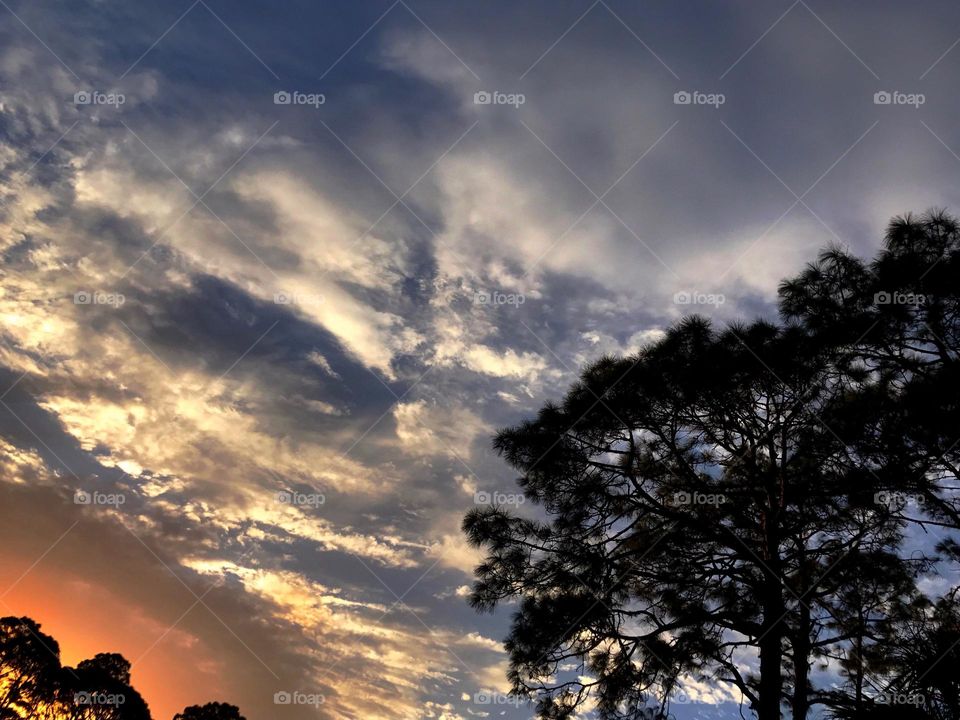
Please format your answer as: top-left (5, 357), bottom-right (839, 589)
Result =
top-left (2, 1), bottom-right (960, 718)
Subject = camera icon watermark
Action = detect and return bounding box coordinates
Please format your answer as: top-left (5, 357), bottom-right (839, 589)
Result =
top-left (873, 90), bottom-right (924, 108)
top-left (473, 290), bottom-right (526, 307)
top-left (273, 90), bottom-right (325, 108)
top-left (673, 90), bottom-right (725, 108)
top-left (274, 291), bottom-right (325, 307)
top-left (874, 491), bottom-right (925, 510)
top-left (74, 291), bottom-right (125, 307)
top-left (74, 90), bottom-right (125, 107)
top-left (673, 290), bottom-right (725, 307)
top-left (74, 692), bottom-right (126, 706)
top-left (474, 90), bottom-right (525, 108)
top-left (473, 691), bottom-right (523, 707)
top-left (670, 491), bottom-right (726, 507)
top-left (74, 489), bottom-right (126, 507)
top-left (275, 490), bottom-right (325, 508)
top-left (474, 491), bottom-right (526, 507)
top-left (273, 691), bottom-right (325, 707)
top-left (873, 291), bottom-right (929, 306)
top-left (876, 691), bottom-right (925, 706)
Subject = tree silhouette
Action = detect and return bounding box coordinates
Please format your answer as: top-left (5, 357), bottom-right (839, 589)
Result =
top-left (465, 211), bottom-right (960, 720)
top-left (813, 549), bottom-right (924, 716)
top-left (61, 653), bottom-right (151, 720)
top-left (0, 616), bottom-right (60, 718)
top-left (777, 210), bottom-right (960, 719)
top-left (845, 589), bottom-right (960, 720)
top-left (780, 210), bottom-right (960, 526)
top-left (173, 702), bottom-right (246, 720)
top-left (0, 616), bottom-right (246, 719)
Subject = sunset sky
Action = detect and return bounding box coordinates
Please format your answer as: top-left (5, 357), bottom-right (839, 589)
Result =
top-left (3, 1), bottom-right (960, 718)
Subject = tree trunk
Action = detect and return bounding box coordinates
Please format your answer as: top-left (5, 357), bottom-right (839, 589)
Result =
top-left (791, 603), bottom-right (811, 720)
top-left (758, 583), bottom-right (785, 720)
top-left (853, 610), bottom-right (865, 715)
top-left (791, 545), bottom-right (811, 720)
top-left (758, 499), bottom-right (784, 720)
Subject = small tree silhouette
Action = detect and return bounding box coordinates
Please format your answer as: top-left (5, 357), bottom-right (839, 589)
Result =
top-left (62, 652), bottom-right (151, 719)
top-left (0, 616), bottom-right (60, 717)
top-left (173, 702), bottom-right (246, 720)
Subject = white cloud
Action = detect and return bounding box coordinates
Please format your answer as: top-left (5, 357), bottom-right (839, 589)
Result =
top-left (393, 400), bottom-right (491, 459)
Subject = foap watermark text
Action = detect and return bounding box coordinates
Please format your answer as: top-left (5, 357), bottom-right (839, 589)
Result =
top-left (474, 90), bottom-right (525, 108)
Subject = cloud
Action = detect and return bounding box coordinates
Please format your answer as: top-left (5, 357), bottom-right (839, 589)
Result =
top-left (393, 400), bottom-right (491, 459)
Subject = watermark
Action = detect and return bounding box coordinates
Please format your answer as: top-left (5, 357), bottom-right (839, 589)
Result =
top-left (74, 489), bottom-right (126, 507)
top-left (473, 290), bottom-right (525, 307)
top-left (670, 491), bottom-right (726, 507)
top-left (874, 291), bottom-right (929, 306)
top-left (474, 491), bottom-right (526, 507)
top-left (274, 691), bottom-right (325, 707)
top-left (274, 91), bottom-right (325, 108)
top-left (874, 90), bottom-right (925, 108)
top-left (74, 90), bottom-right (125, 107)
top-left (474, 90), bottom-right (525, 108)
top-left (274, 291), bottom-right (324, 307)
top-left (74, 291), bottom-right (125, 307)
top-left (876, 691), bottom-right (925, 707)
top-left (874, 491), bottom-right (925, 510)
top-left (474, 691), bottom-right (523, 707)
top-left (674, 90), bottom-right (725, 108)
top-left (74, 692), bottom-right (125, 707)
top-left (276, 490), bottom-right (325, 508)
top-left (673, 291), bottom-right (724, 307)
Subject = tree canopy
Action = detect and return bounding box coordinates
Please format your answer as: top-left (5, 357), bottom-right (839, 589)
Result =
top-left (464, 210), bottom-right (960, 720)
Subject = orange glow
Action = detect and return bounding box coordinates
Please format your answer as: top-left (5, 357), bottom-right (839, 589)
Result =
top-left (0, 562), bottom-right (226, 720)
